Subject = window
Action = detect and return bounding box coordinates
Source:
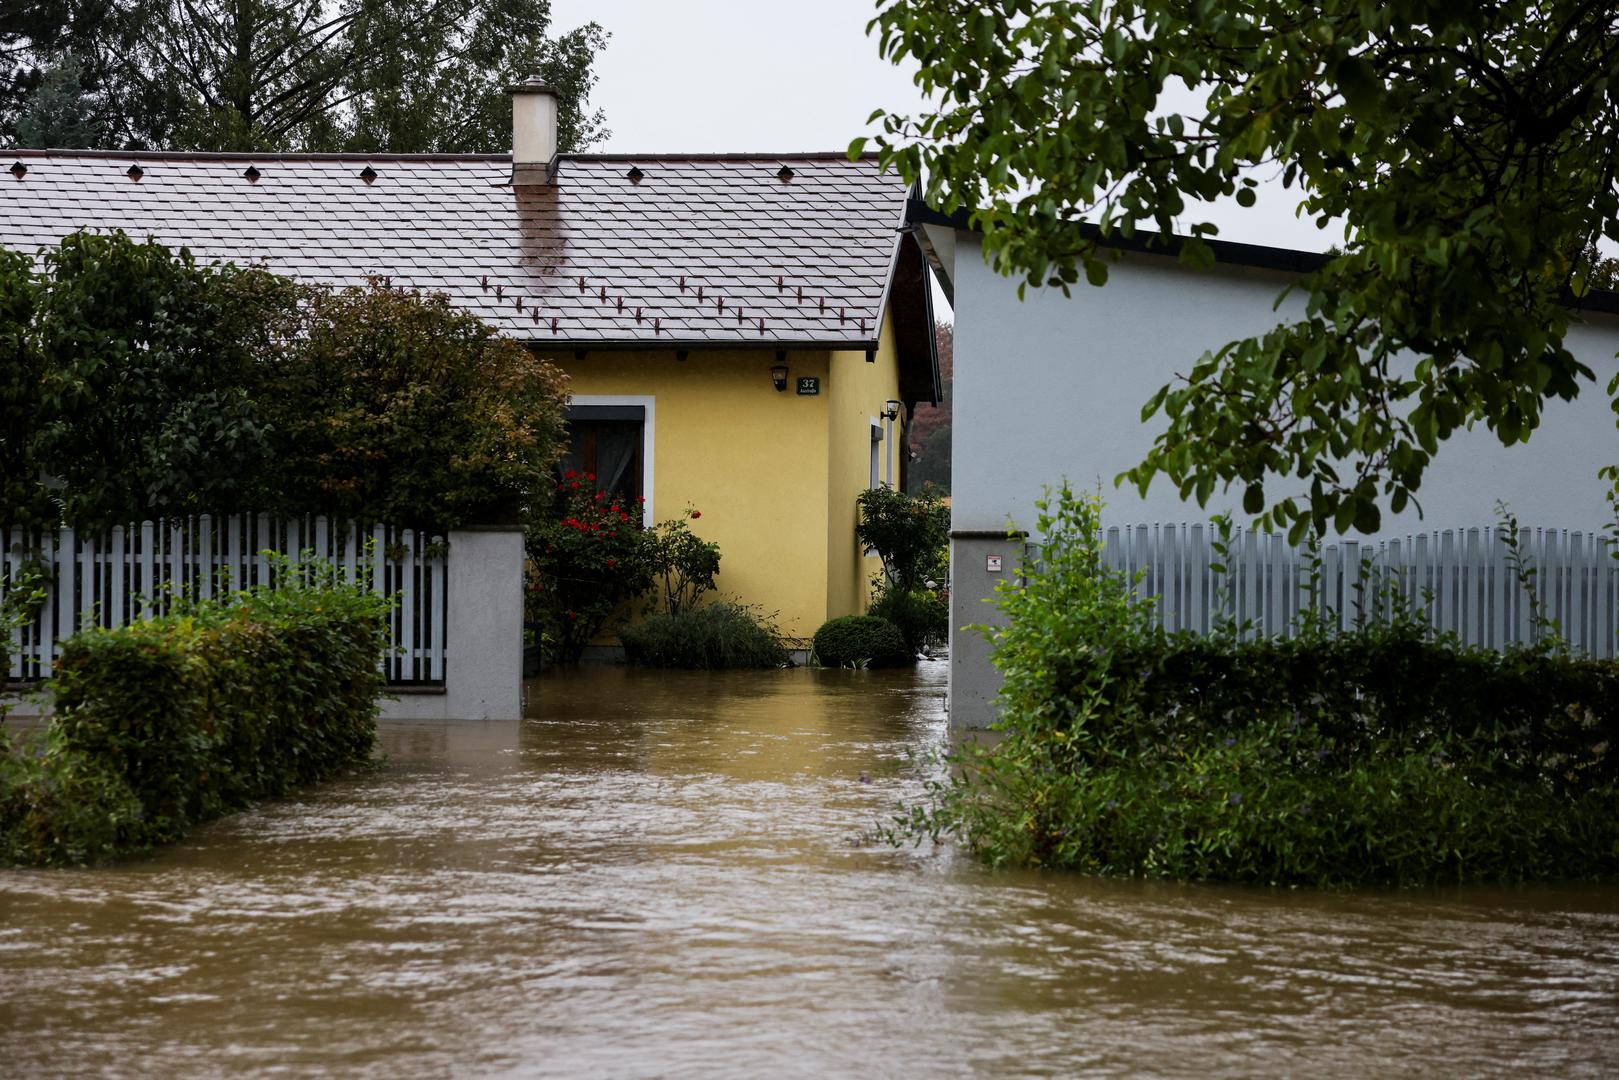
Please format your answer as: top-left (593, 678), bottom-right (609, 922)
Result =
top-left (561, 400), bottom-right (653, 521)
top-left (870, 419), bottom-right (884, 490)
top-left (885, 415), bottom-right (896, 487)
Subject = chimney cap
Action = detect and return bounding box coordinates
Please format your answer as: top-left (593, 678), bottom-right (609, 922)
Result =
top-left (507, 78), bottom-right (556, 95)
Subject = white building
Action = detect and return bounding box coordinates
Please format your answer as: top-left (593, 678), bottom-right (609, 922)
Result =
top-left (911, 204), bottom-right (1619, 727)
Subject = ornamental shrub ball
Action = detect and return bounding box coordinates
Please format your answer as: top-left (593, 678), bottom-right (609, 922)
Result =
top-left (812, 615), bottom-right (911, 668)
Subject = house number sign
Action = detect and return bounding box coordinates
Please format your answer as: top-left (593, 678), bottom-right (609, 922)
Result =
top-left (796, 377), bottom-right (820, 395)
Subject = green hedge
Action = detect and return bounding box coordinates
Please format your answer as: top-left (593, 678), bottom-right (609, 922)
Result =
top-left (619, 602), bottom-right (789, 669)
top-left (0, 573), bottom-right (389, 866)
top-left (812, 615), bottom-right (911, 668)
top-left (895, 484), bottom-right (1619, 887)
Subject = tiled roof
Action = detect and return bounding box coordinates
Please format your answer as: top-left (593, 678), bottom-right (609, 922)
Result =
top-left (0, 150), bottom-right (910, 348)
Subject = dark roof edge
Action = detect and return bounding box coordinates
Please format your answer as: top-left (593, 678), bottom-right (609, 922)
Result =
top-left (559, 151), bottom-right (878, 162)
top-left (523, 338), bottom-right (880, 352)
top-left (907, 198), bottom-right (1328, 274)
top-left (7, 148), bottom-right (879, 164)
top-left (906, 197), bottom-right (1619, 316)
top-left (7, 148), bottom-right (511, 162)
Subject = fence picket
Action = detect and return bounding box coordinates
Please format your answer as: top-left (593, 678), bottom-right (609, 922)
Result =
top-left (7, 515), bottom-right (449, 687)
top-left (1020, 520), bottom-right (1618, 659)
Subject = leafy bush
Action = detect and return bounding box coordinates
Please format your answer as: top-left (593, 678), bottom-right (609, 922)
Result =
top-left (812, 615), bottom-right (911, 668)
top-left (0, 570), bottom-right (390, 866)
top-left (263, 281), bottom-right (569, 528)
top-left (856, 485), bottom-right (949, 655)
top-left (620, 601), bottom-right (789, 669)
top-left (855, 484), bottom-right (949, 591)
top-left (10, 232), bottom-right (570, 531)
top-left (0, 248), bottom-right (50, 529)
top-left (892, 484), bottom-right (1619, 887)
top-left (526, 471), bottom-right (654, 664)
top-left (32, 231), bottom-right (302, 525)
top-left (867, 583), bottom-right (949, 655)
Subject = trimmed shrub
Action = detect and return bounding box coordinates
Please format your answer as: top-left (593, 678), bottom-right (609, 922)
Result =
top-left (619, 602), bottom-right (789, 669)
top-left (813, 615), bottom-right (911, 668)
top-left (892, 484), bottom-right (1619, 887)
top-left (1, 571), bottom-right (389, 865)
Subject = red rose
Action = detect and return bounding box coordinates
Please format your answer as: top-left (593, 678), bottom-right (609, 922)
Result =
top-left (606, 558), bottom-right (616, 568)
top-left (689, 510), bottom-right (701, 519)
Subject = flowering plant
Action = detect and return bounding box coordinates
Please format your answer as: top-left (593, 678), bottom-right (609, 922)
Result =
top-left (525, 470), bottom-right (654, 664)
top-left (646, 508), bottom-right (721, 617)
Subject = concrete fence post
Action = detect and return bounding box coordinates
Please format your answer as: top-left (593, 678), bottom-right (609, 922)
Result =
top-left (386, 524), bottom-right (525, 722)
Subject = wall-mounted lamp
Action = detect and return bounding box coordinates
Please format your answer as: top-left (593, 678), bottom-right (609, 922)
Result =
top-left (880, 399), bottom-right (902, 422)
top-left (770, 363), bottom-right (790, 391)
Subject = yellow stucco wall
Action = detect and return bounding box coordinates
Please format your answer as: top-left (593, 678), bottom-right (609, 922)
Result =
top-left (546, 349), bottom-right (827, 641)
top-left (545, 334), bottom-right (903, 644)
top-left (824, 321), bottom-right (904, 621)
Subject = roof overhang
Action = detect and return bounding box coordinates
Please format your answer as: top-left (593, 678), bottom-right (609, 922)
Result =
top-left (902, 195), bottom-right (1619, 317)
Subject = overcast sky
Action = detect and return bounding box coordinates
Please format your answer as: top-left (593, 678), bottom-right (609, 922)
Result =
top-left (550, 0), bottom-right (1340, 315)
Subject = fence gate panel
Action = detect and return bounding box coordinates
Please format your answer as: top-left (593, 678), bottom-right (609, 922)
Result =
top-left (3, 515), bottom-right (449, 686)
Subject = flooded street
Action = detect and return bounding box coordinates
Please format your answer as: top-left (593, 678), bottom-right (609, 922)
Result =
top-left (3, 661), bottom-right (1618, 1077)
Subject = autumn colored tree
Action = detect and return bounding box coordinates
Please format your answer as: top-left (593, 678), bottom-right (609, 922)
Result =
top-left (907, 320), bottom-right (952, 492)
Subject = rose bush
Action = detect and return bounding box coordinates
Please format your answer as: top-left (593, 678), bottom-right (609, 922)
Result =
top-left (525, 470), bottom-right (654, 664)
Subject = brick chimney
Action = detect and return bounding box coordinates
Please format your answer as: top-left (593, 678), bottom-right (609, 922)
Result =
top-left (510, 78), bottom-right (558, 184)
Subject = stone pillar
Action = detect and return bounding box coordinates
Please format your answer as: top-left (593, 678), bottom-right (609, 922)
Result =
top-left (947, 530), bottom-right (1025, 728)
top-left (385, 525), bottom-right (525, 722)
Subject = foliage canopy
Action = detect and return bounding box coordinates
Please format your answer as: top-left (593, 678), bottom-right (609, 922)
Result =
top-left (6, 231), bottom-right (571, 531)
top-left (863, 0), bottom-right (1619, 539)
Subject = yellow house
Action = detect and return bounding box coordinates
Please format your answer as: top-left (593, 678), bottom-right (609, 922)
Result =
top-left (0, 81), bottom-right (940, 646)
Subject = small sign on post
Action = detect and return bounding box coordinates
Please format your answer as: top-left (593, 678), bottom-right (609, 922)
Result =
top-left (796, 376), bottom-right (820, 396)
top-left (986, 554), bottom-right (1003, 573)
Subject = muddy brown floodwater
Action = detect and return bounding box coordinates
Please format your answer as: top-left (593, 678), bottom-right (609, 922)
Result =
top-left (2, 662), bottom-right (1618, 1078)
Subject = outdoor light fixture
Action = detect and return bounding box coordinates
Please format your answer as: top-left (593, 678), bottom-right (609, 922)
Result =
top-left (880, 399), bottom-right (902, 422)
top-left (770, 363), bottom-right (790, 391)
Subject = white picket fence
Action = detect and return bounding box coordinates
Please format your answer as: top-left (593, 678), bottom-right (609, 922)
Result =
top-left (1026, 523), bottom-right (1619, 658)
top-left (2, 514), bottom-right (448, 684)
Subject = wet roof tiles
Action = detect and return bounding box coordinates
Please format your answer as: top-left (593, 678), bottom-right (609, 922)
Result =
top-left (0, 150), bottom-right (908, 347)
